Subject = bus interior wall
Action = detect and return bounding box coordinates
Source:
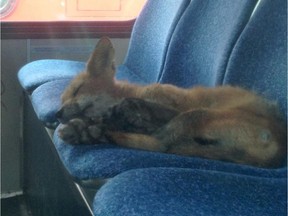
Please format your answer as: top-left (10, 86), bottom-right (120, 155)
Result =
top-left (1, 38), bottom-right (129, 214)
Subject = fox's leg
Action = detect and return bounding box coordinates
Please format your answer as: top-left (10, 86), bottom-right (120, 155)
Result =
top-left (103, 98), bottom-right (179, 134)
top-left (98, 98), bottom-right (180, 152)
top-left (57, 98), bottom-right (178, 145)
top-left (58, 118), bottom-right (94, 144)
top-left (103, 108), bottom-right (248, 155)
top-left (105, 109), bottom-right (221, 154)
top-left (102, 107), bottom-right (221, 154)
top-left (58, 118), bottom-right (107, 144)
top-left (152, 108), bottom-right (284, 167)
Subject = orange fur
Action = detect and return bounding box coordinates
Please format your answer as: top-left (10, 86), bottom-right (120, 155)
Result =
top-left (57, 37), bottom-right (287, 168)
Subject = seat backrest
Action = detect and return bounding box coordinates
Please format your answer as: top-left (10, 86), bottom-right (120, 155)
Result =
top-left (159, 0), bottom-right (258, 88)
top-left (224, 0), bottom-right (287, 118)
top-left (116, 0), bottom-right (190, 84)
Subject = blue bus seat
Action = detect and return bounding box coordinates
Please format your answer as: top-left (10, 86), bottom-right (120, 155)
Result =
top-left (93, 167), bottom-right (287, 216)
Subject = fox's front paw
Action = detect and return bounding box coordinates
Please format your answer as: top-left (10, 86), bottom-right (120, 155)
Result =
top-left (103, 98), bottom-right (160, 134)
top-left (112, 98), bottom-right (150, 128)
top-left (103, 98), bottom-right (179, 134)
top-left (58, 118), bottom-right (102, 144)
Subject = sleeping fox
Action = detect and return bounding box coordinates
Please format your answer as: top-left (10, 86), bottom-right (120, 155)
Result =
top-left (56, 37), bottom-right (286, 168)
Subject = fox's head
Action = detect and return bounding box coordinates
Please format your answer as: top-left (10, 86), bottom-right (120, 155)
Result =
top-left (56, 37), bottom-right (118, 123)
top-left (61, 37), bottom-right (116, 103)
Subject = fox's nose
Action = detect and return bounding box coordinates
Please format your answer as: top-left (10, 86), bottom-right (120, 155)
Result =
top-left (55, 108), bottom-right (63, 119)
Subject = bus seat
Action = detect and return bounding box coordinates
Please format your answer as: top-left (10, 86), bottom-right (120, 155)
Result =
top-left (18, 60), bottom-right (85, 93)
top-left (93, 167), bottom-right (287, 216)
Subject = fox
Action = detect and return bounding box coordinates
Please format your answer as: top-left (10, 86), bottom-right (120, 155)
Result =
top-left (56, 37), bottom-right (287, 168)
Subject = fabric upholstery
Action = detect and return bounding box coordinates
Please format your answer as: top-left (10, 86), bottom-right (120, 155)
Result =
top-left (116, 0), bottom-right (190, 84)
top-left (18, 60), bottom-right (85, 92)
top-left (223, 0), bottom-right (287, 118)
top-left (53, 129), bottom-right (286, 180)
top-left (158, 0), bottom-right (258, 87)
top-left (93, 168), bottom-right (287, 216)
top-left (31, 79), bottom-right (72, 125)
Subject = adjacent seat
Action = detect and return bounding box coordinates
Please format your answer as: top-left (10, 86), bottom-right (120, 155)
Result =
top-left (18, 60), bottom-right (85, 93)
top-left (93, 167), bottom-right (287, 216)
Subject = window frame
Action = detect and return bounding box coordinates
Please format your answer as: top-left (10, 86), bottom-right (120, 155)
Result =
top-left (1, 20), bottom-right (136, 39)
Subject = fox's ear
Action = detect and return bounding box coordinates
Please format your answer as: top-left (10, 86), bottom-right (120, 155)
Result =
top-left (86, 37), bottom-right (115, 77)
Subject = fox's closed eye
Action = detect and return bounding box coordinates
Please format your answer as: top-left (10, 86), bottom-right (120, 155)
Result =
top-left (194, 137), bottom-right (220, 146)
top-left (72, 83), bottom-right (84, 97)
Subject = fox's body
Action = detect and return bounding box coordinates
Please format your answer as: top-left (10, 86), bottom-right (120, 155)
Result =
top-left (57, 37), bottom-right (286, 168)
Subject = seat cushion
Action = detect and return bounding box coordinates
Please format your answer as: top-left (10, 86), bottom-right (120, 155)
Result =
top-left (93, 167), bottom-right (287, 216)
top-left (31, 79), bottom-right (72, 126)
top-left (53, 130), bottom-right (286, 180)
top-left (18, 59), bottom-right (85, 92)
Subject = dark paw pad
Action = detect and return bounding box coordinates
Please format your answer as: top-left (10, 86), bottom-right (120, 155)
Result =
top-left (58, 118), bottom-right (99, 145)
top-left (103, 98), bottom-right (178, 134)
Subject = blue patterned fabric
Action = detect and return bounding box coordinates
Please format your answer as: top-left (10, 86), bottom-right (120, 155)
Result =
top-left (18, 60), bottom-right (85, 92)
top-left (93, 168), bottom-right (287, 216)
top-left (223, 0), bottom-right (287, 118)
top-left (116, 0), bottom-right (190, 84)
top-left (159, 0), bottom-right (258, 87)
top-left (53, 129), bottom-right (286, 180)
top-left (31, 79), bottom-right (72, 124)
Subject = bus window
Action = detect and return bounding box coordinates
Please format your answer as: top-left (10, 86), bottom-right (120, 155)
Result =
top-left (1, 0), bottom-right (147, 21)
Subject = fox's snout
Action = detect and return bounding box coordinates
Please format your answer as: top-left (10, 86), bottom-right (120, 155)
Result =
top-left (55, 102), bottom-right (82, 124)
top-left (56, 107), bottom-right (69, 124)
top-left (55, 108), bottom-right (64, 120)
